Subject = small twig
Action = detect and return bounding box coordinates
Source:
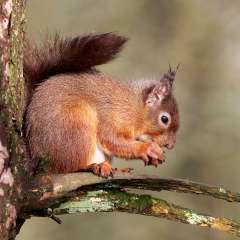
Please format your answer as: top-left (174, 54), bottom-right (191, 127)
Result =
top-left (25, 208), bottom-right (62, 224)
top-left (44, 208), bottom-right (62, 224)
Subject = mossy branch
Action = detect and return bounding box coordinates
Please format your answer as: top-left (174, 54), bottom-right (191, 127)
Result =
top-left (52, 190), bottom-right (240, 237)
top-left (20, 172), bottom-right (240, 238)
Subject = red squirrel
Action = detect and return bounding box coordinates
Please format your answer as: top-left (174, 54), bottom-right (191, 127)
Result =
top-left (24, 33), bottom-right (179, 177)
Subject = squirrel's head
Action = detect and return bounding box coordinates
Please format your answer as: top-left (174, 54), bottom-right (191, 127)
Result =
top-left (142, 66), bottom-right (180, 149)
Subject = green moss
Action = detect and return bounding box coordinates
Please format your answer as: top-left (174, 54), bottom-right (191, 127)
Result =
top-left (52, 190), bottom-right (154, 216)
top-left (109, 190), bottom-right (153, 212)
top-left (34, 155), bottom-right (51, 175)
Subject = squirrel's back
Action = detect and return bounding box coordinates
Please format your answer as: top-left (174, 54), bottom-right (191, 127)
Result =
top-left (29, 72), bottom-right (140, 124)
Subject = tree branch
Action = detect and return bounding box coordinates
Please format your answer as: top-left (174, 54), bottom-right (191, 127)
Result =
top-left (28, 172), bottom-right (240, 203)
top-left (52, 190), bottom-right (240, 237)
top-left (19, 172), bottom-right (240, 238)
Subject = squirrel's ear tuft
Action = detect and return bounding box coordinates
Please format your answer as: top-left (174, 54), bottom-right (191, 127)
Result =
top-left (161, 64), bottom-right (179, 88)
top-left (145, 65), bottom-right (178, 107)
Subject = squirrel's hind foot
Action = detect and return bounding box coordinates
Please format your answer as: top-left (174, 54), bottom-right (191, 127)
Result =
top-left (90, 161), bottom-right (116, 178)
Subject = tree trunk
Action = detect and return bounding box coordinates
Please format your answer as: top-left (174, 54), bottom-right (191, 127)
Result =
top-left (0, 0), bottom-right (25, 239)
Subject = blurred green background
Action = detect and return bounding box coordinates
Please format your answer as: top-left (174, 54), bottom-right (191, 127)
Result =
top-left (18, 0), bottom-right (240, 239)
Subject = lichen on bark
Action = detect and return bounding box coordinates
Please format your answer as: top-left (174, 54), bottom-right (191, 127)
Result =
top-left (49, 188), bottom-right (240, 237)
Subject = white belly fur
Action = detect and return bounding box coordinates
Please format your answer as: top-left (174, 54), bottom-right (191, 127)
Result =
top-left (89, 146), bottom-right (106, 165)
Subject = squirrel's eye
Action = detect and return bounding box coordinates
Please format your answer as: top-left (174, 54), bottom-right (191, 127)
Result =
top-left (159, 112), bottom-right (171, 128)
top-left (161, 115), bottom-right (169, 124)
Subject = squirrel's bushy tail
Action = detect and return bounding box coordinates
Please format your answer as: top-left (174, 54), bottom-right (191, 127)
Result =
top-left (24, 32), bottom-right (128, 92)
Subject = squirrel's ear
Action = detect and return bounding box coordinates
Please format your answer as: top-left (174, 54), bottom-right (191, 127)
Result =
top-left (145, 82), bottom-right (171, 107)
top-left (145, 65), bottom-right (179, 107)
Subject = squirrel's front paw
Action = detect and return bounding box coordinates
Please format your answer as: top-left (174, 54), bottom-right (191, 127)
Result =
top-left (91, 161), bottom-right (116, 178)
top-left (140, 142), bottom-right (164, 166)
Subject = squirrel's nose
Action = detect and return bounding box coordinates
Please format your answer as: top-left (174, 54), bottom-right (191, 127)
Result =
top-left (165, 135), bottom-right (176, 149)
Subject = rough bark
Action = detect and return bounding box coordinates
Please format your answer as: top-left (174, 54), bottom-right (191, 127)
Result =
top-left (0, 0), bottom-right (25, 239)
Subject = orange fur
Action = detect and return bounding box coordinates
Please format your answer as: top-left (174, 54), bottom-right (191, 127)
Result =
top-left (24, 33), bottom-right (179, 177)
